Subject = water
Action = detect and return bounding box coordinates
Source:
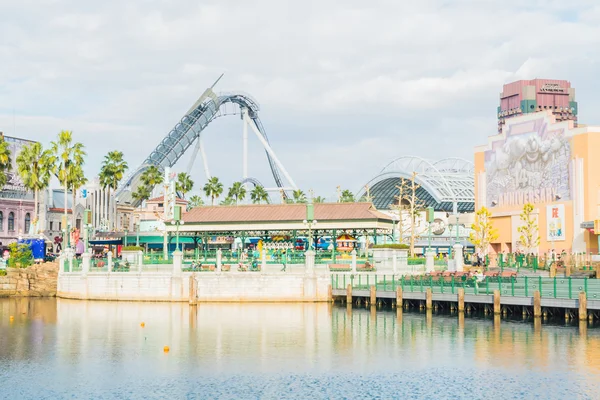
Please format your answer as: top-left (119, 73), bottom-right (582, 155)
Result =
top-left (1, 299), bottom-right (599, 399)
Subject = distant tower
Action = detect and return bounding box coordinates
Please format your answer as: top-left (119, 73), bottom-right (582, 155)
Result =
top-left (497, 79), bottom-right (578, 133)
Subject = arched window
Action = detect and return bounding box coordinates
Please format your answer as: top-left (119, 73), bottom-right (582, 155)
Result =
top-left (8, 212), bottom-right (15, 231)
top-left (24, 213), bottom-right (31, 233)
top-left (0, 211), bottom-right (3, 231)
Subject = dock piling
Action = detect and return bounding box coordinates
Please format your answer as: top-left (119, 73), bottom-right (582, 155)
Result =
top-left (579, 291), bottom-right (587, 321)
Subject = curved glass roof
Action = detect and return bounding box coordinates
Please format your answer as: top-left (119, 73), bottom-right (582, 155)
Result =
top-left (359, 156), bottom-right (475, 212)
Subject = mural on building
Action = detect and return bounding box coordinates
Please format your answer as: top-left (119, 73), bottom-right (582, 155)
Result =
top-left (1, 136), bottom-right (35, 195)
top-left (484, 115), bottom-right (571, 208)
top-left (546, 203), bottom-right (565, 242)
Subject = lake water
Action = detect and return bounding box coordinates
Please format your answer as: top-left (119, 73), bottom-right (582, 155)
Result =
top-left (1, 298), bottom-right (599, 399)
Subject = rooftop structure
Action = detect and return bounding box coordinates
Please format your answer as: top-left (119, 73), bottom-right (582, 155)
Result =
top-left (359, 157), bottom-right (475, 213)
top-left (498, 79), bottom-right (577, 133)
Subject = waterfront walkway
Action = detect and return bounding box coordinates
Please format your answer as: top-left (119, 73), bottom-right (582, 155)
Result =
top-left (331, 273), bottom-right (600, 320)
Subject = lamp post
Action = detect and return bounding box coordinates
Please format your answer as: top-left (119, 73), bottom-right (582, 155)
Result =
top-left (135, 216), bottom-right (140, 247)
top-left (171, 205), bottom-right (184, 252)
top-left (302, 219), bottom-right (318, 250)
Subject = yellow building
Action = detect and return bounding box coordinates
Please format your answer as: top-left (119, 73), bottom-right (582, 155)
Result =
top-left (474, 110), bottom-right (600, 255)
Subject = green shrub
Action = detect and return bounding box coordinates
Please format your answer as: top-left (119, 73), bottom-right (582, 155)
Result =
top-left (7, 243), bottom-right (33, 268)
top-left (0, 270), bottom-right (6, 276)
top-left (371, 244), bottom-right (410, 250)
top-left (122, 246), bottom-right (144, 251)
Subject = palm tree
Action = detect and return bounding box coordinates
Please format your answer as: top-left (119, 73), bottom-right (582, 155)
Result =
top-left (69, 167), bottom-right (88, 228)
top-left (0, 137), bottom-right (11, 187)
top-left (227, 181), bottom-right (247, 205)
top-left (250, 185), bottom-right (269, 204)
top-left (99, 151), bottom-right (128, 230)
top-left (132, 185), bottom-right (151, 203)
top-left (340, 189), bottom-right (355, 203)
top-left (176, 172), bottom-right (194, 199)
top-left (203, 177), bottom-right (223, 206)
top-left (187, 195), bottom-right (204, 210)
top-left (140, 165), bottom-right (164, 189)
top-left (16, 142), bottom-right (56, 232)
top-left (292, 189), bottom-right (307, 204)
top-left (313, 196), bottom-right (326, 203)
top-left (220, 196), bottom-right (235, 206)
top-left (52, 131), bottom-right (86, 232)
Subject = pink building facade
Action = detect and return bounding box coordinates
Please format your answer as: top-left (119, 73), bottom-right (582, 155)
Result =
top-left (498, 79), bottom-right (577, 133)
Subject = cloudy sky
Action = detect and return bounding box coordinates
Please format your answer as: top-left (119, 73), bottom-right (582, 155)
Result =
top-left (1, 0), bottom-right (600, 201)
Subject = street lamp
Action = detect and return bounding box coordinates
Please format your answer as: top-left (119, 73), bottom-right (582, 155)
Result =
top-left (135, 216), bottom-right (140, 247)
top-left (302, 219), bottom-right (318, 250)
top-left (171, 205), bottom-right (184, 252)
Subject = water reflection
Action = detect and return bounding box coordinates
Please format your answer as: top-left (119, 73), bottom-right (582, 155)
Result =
top-left (1, 298), bottom-right (600, 398)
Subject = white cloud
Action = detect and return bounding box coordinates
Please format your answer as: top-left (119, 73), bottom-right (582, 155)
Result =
top-left (0, 0), bottom-right (599, 196)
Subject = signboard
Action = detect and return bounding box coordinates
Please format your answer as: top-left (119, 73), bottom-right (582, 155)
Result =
top-left (485, 115), bottom-right (571, 208)
top-left (539, 83), bottom-right (565, 93)
top-left (546, 204), bottom-right (565, 242)
top-left (0, 135), bottom-right (35, 198)
top-left (431, 218), bottom-right (446, 235)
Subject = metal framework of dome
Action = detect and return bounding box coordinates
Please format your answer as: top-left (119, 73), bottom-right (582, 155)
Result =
top-left (359, 156), bottom-right (475, 213)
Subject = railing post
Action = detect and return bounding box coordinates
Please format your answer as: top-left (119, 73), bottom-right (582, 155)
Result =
top-left (137, 250), bottom-right (143, 273)
top-left (553, 277), bottom-right (557, 298)
top-left (451, 276), bottom-right (455, 294)
top-left (525, 276), bottom-right (529, 297)
top-left (216, 249), bottom-right (223, 273)
top-left (511, 276), bottom-right (515, 296)
top-left (81, 252), bottom-right (90, 276)
top-left (172, 250), bottom-right (183, 276)
top-left (351, 249), bottom-right (357, 274)
top-left (538, 276), bottom-right (542, 297)
top-left (261, 249), bottom-right (267, 273)
top-left (569, 277), bottom-right (572, 299)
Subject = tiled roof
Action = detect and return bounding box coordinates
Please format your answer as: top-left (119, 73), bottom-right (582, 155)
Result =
top-left (48, 208), bottom-right (73, 214)
top-left (147, 196), bottom-right (188, 204)
top-left (183, 202), bottom-right (391, 224)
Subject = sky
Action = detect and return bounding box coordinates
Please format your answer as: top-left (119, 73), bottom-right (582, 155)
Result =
top-left (1, 0), bottom-right (600, 201)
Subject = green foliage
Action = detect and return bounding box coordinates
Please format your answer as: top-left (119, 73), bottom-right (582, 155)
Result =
top-left (132, 185), bottom-right (152, 202)
top-left (517, 202), bottom-right (540, 253)
top-left (121, 246), bottom-right (144, 251)
top-left (188, 195), bottom-right (204, 209)
top-left (371, 243), bottom-right (410, 249)
top-left (313, 196), bottom-right (326, 203)
top-left (0, 136), bottom-right (11, 187)
top-left (227, 181), bottom-right (246, 204)
top-left (176, 172), bottom-right (194, 198)
top-left (292, 189), bottom-right (307, 204)
top-left (99, 151), bottom-right (128, 191)
top-left (16, 142), bottom-right (56, 223)
top-left (7, 243), bottom-right (33, 268)
top-left (339, 189), bottom-right (355, 203)
top-left (203, 177), bottom-right (224, 205)
top-left (219, 196), bottom-right (235, 206)
top-left (250, 185), bottom-right (269, 204)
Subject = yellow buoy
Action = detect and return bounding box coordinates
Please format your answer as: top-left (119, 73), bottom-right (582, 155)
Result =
top-left (140, 322), bottom-right (145, 327)
top-left (163, 346), bottom-right (170, 352)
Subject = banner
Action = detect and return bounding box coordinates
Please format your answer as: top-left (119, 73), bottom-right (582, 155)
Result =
top-left (546, 204), bottom-right (565, 241)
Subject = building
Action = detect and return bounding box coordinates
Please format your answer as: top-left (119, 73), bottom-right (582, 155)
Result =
top-left (358, 156), bottom-right (475, 254)
top-left (0, 134), bottom-right (35, 245)
top-left (475, 88), bottom-right (600, 255)
top-left (497, 79), bottom-right (577, 133)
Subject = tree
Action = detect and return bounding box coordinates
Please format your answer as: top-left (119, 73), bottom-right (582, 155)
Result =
top-left (52, 131), bottom-right (86, 231)
top-left (132, 185), bottom-right (151, 203)
top-left (220, 196), bottom-right (235, 206)
top-left (292, 189), bottom-right (307, 204)
top-left (227, 181), bottom-right (247, 205)
top-left (187, 195), bottom-right (204, 210)
top-left (99, 151), bottom-right (128, 230)
top-left (469, 206), bottom-right (498, 258)
top-left (203, 177), bottom-right (223, 206)
top-left (339, 189), bottom-right (355, 203)
top-left (16, 142), bottom-right (56, 232)
top-left (517, 203), bottom-right (540, 253)
top-left (140, 165), bottom-right (164, 188)
top-left (313, 196), bottom-right (326, 203)
top-left (176, 172), bottom-right (194, 199)
top-left (250, 185), bottom-right (269, 204)
top-left (0, 136), bottom-right (11, 188)
top-left (69, 167), bottom-right (88, 228)
top-left (391, 174), bottom-right (425, 257)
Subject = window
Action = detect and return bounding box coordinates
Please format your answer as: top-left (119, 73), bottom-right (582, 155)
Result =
top-left (76, 218), bottom-right (81, 230)
top-left (24, 213), bottom-right (31, 233)
top-left (8, 212), bottom-right (15, 231)
top-left (0, 211), bottom-right (3, 231)
top-left (49, 221), bottom-right (54, 231)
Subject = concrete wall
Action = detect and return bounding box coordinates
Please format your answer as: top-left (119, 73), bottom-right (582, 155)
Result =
top-left (57, 272), bottom-right (331, 302)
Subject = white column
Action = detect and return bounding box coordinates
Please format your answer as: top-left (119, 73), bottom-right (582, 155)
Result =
top-left (425, 249), bottom-right (435, 273)
top-left (351, 249), bottom-right (357, 274)
top-left (242, 108), bottom-right (248, 189)
top-left (261, 249), bottom-right (267, 273)
top-left (172, 250), bottom-right (182, 276)
top-left (216, 249), bottom-right (222, 273)
top-left (137, 250), bottom-right (143, 273)
top-left (82, 252), bottom-right (91, 276)
top-left (107, 251), bottom-right (113, 273)
top-left (453, 244), bottom-right (464, 272)
top-left (163, 231), bottom-right (168, 260)
top-left (67, 249), bottom-right (74, 273)
top-left (305, 250), bottom-right (315, 275)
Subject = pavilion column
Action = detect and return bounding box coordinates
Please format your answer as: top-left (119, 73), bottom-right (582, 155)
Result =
top-left (332, 229), bottom-right (337, 264)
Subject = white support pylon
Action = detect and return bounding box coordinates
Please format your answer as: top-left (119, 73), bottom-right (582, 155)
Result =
top-left (242, 108), bottom-right (249, 189)
top-left (243, 112), bottom-right (298, 190)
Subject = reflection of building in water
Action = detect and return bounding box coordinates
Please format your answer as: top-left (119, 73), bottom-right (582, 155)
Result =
top-left (476, 81), bottom-right (600, 254)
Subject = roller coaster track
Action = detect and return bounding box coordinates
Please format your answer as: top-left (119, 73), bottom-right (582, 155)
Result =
top-left (116, 82), bottom-right (290, 206)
